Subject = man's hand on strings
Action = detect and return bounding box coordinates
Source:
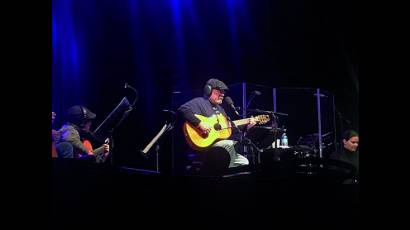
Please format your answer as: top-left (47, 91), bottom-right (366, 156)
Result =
top-left (247, 116), bottom-right (257, 130)
top-left (197, 122), bottom-right (212, 135)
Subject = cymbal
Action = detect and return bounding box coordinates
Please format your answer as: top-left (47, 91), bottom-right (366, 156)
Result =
top-left (306, 132), bottom-right (332, 137)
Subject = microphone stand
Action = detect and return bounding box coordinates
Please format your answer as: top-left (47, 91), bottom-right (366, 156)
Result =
top-left (228, 115), bottom-right (263, 165)
top-left (246, 94), bottom-right (256, 109)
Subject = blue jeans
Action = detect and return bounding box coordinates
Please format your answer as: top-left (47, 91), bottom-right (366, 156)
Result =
top-left (211, 140), bottom-right (249, 168)
top-left (55, 142), bottom-right (74, 158)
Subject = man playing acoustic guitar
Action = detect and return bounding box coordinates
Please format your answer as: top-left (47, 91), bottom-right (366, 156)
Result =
top-left (178, 78), bottom-right (268, 173)
top-left (54, 105), bottom-right (110, 163)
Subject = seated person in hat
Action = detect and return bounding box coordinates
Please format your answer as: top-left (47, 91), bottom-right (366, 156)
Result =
top-left (54, 105), bottom-right (110, 163)
top-left (178, 78), bottom-right (257, 174)
top-left (52, 112), bottom-right (58, 157)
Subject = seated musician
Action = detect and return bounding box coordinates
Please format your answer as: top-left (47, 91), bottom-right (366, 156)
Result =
top-left (54, 105), bottom-right (110, 163)
top-left (178, 78), bottom-right (259, 173)
top-left (52, 111), bottom-right (58, 157)
top-left (329, 130), bottom-right (359, 183)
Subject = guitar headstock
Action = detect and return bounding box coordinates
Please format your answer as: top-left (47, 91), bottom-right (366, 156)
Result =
top-left (255, 115), bottom-right (270, 124)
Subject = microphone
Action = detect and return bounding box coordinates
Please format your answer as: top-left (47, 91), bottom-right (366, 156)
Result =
top-left (313, 93), bottom-right (328, 98)
top-left (124, 83), bottom-right (137, 92)
top-left (224, 96), bottom-right (240, 116)
top-left (253, 90), bottom-right (262, 96)
top-left (246, 90), bottom-right (262, 109)
top-left (162, 109), bottom-right (177, 117)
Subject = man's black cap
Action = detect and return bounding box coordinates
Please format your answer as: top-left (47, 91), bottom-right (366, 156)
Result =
top-left (67, 105), bottom-right (96, 125)
top-left (206, 78), bottom-right (229, 91)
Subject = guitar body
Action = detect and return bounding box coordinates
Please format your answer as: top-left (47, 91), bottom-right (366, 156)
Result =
top-left (51, 142), bottom-right (57, 158)
top-left (82, 140), bottom-right (93, 154)
top-left (183, 113), bottom-right (270, 151)
top-left (51, 129), bottom-right (58, 158)
top-left (183, 114), bottom-right (232, 151)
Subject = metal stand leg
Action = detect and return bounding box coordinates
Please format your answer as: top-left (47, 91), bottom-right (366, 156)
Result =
top-left (155, 144), bottom-right (160, 173)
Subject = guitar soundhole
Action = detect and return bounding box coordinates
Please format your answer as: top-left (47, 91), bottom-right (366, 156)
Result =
top-left (214, 123), bottom-right (222, 131)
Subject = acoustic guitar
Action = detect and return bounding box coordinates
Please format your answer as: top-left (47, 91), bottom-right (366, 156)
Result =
top-left (51, 112), bottom-right (57, 157)
top-left (183, 114), bottom-right (269, 151)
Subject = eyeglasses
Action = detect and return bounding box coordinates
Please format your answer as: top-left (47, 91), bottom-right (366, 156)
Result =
top-left (215, 88), bottom-right (226, 94)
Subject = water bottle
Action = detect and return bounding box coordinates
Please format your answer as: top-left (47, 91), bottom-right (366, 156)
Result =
top-left (281, 132), bottom-right (288, 147)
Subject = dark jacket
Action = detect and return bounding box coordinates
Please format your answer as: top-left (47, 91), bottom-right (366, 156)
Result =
top-left (178, 97), bottom-right (245, 140)
top-left (178, 97), bottom-right (228, 126)
top-left (329, 148), bottom-right (359, 183)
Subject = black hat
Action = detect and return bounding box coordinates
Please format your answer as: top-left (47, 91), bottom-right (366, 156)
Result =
top-left (67, 105), bottom-right (96, 125)
top-left (206, 78), bottom-right (229, 91)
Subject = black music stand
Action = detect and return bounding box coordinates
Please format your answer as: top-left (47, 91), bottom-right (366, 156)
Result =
top-left (139, 110), bottom-right (176, 173)
top-left (93, 97), bottom-right (133, 165)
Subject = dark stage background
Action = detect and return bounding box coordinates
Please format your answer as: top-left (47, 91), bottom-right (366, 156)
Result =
top-left (52, 0), bottom-right (358, 173)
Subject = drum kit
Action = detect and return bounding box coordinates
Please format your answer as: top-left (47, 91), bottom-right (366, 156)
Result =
top-left (245, 126), bottom-right (329, 161)
top-left (244, 109), bottom-right (343, 176)
top-left (245, 130), bottom-right (356, 182)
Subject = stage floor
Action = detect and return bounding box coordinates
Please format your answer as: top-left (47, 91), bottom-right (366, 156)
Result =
top-left (51, 159), bottom-right (359, 228)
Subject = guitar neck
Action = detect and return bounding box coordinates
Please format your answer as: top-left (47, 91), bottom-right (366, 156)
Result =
top-left (232, 118), bottom-right (252, 127)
